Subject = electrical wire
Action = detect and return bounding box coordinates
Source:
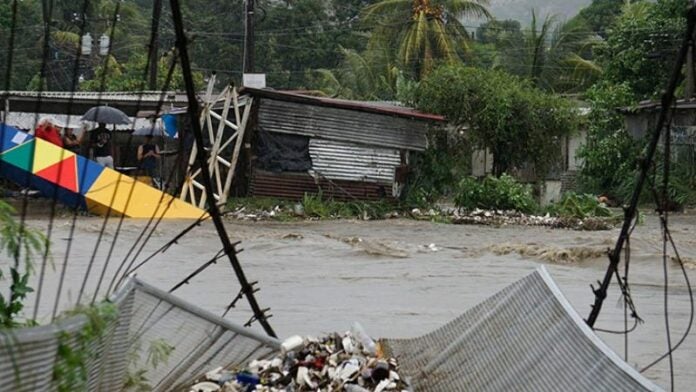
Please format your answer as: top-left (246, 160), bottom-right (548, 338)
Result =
top-left (73, 1), bottom-right (126, 308)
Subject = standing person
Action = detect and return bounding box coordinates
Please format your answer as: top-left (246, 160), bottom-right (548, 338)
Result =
top-left (137, 134), bottom-right (160, 185)
top-left (62, 127), bottom-right (83, 154)
top-left (89, 122), bottom-right (114, 168)
top-left (34, 117), bottom-right (63, 147)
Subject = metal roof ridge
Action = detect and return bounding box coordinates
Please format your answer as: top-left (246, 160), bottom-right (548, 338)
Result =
top-left (239, 87), bottom-right (445, 122)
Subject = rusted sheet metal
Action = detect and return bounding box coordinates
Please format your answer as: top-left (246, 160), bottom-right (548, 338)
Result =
top-left (240, 87), bottom-right (445, 122)
top-left (249, 169), bottom-right (393, 202)
top-left (257, 99), bottom-right (428, 151)
top-left (308, 139), bottom-right (399, 184)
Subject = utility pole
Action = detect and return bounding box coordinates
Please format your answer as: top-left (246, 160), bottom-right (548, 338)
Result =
top-left (686, 29), bottom-right (696, 99)
top-left (148, 0), bottom-right (163, 90)
top-left (243, 0), bottom-right (255, 74)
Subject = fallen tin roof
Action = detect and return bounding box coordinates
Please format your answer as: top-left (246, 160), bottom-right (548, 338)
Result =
top-left (382, 266), bottom-right (661, 392)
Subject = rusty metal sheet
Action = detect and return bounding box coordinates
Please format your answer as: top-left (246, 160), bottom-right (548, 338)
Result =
top-left (257, 99), bottom-right (428, 151)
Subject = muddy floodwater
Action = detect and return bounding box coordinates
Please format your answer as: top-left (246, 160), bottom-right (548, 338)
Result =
top-left (14, 213), bottom-right (696, 390)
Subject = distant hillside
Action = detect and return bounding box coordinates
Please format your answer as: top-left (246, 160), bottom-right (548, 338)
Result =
top-left (469, 0), bottom-right (593, 26)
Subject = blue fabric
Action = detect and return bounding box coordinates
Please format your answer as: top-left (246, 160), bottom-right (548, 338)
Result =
top-left (162, 114), bottom-right (178, 138)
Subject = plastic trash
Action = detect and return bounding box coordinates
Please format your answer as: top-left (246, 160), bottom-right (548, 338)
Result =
top-left (352, 322), bottom-right (377, 356)
top-left (280, 334), bottom-right (304, 354)
top-left (345, 384), bottom-right (371, 392)
top-left (189, 381), bottom-right (221, 392)
top-left (235, 372), bottom-right (259, 387)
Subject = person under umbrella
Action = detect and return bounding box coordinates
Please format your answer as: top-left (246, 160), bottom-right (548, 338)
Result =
top-left (89, 122), bottom-right (114, 168)
top-left (81, 105), bottom-right (130, 125)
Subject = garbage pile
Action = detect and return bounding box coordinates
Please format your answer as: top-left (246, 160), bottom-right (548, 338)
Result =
top-left (190, 323), bottom-right (408, 392)
top-left (448, 208), bottom-right (615, 230)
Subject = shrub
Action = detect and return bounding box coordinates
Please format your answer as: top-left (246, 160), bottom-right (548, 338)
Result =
top-left (454, 175), bottom-right (537, 213)
top-left (547, 192), bottom-right (612, 219)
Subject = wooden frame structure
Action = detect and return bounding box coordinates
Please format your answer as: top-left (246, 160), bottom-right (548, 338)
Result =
top-left (180, 76), bottom-right (252, 209)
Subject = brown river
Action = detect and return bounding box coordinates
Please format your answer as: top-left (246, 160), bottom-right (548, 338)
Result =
top-left (13, 213), bottom-right (696, 390)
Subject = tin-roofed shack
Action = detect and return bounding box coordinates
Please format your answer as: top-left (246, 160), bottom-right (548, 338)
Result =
top-left (236, 88), bottom-right (445, 201)
top-left (621, 100), bottom-right (696, 170)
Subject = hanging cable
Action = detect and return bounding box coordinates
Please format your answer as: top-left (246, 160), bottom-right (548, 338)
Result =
top-left (69, 0), bottom-right (125, 309)
top-left (91, 50), bottom-right (182, 304)
top-left (586, 5), bottom-right (696, 328)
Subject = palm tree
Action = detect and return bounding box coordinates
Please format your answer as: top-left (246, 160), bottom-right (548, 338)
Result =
top-left (500, 10), bottom-right (601, 93)
top-left (363, 0), bottom-right (491, 78)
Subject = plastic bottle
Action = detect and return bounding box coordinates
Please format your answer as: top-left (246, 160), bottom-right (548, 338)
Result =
top-left (351, 322), bottom-right (377, 356)
top-left (280, 335), bottom-right (304, 354)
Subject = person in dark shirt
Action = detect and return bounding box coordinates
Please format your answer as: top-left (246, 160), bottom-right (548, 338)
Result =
top-left (137, 134), bottom-right (161, 180)
top-left (62, 127), bottom-right (83, 154)
top-left (89, 123), bottom-right (114, 168)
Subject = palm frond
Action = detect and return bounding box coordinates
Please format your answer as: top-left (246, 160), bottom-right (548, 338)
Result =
top-left (440, 0), bottom-right (493, 20)
top-left (362, 0), bottom-right (412, 23)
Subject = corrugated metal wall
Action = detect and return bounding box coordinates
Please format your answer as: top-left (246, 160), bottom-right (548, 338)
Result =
top-left (250, 169), bottom-right (393, 201)
top-left (258, 99), bottom-right (428, 151)
top-left (309, 139), bottom-right (399, 184)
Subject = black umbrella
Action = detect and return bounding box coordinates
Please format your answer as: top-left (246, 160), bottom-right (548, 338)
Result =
top-left (81, 106), bottom-right (130, 125)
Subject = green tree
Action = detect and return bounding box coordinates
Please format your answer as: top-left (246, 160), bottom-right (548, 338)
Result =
top-left (414, 64), bottom-right (576, 178)
top-left (0, 0), bottom-right (44, 90)
top-left (255, 0), bottom-right (369, 89)
top-left (476, 19), bottom-right (522, 46)
top-left (80, 52), bottom-right (202, 91)
top-left (310, 46), bottom-right (400, 100)
top-left (362, 0), bottom-right (491, 78)
top-left (597, 0), bottom-right (688, 99)
top-left (500, 11), bottom-right (601, 93)
top-left (565, 0), bottom-right (626, 38)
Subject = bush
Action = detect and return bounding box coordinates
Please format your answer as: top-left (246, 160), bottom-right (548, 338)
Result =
top-left (302, 193), bottom-right (395, 220)
top-left (547, 192), bottom-right (612, 219)
top-left (454, 175), bottom-right (537, 213)
top-left (615, 157), bottom-right (696, 209)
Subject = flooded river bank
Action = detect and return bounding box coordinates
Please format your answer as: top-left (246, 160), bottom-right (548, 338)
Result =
top-left (13, 213), bottom-right (696, 390)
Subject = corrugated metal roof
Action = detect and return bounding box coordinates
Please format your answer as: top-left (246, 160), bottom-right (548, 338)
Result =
top-left (309, 139), bottom-right (399, 183)
top-left (1, 90), bottom-right (189, 116)
top-left (4, 111), bottom-right (154, 132)
top-left (0, 90), bottom-right (188, 103)
top-left (241, 87), bottom-right (445, 122)
top-left (619, 98), bottom-right (696, 113)
top-left (258, 99), bottom-right (429, 151)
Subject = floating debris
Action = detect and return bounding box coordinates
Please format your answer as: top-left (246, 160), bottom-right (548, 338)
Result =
top-left (281, 233), bottom-right (304, 240)
top-left (190, 323), bottom-right (408, 392)
top-left (324, 235), bottom-right (409, 258)
top-left (488, 243), bottom-right (607, 264)
top-left (672, 256), bottom-right (696, 269)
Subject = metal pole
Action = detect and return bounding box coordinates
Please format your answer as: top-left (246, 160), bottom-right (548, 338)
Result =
top-left (586, 6), bottom-right (696, 327)
top-left (148, 0), bottom-right (163, 90)
top-left (169, 0), bottom-right (276, 337)
top-left (243, 0), bottom-right (255, 74)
